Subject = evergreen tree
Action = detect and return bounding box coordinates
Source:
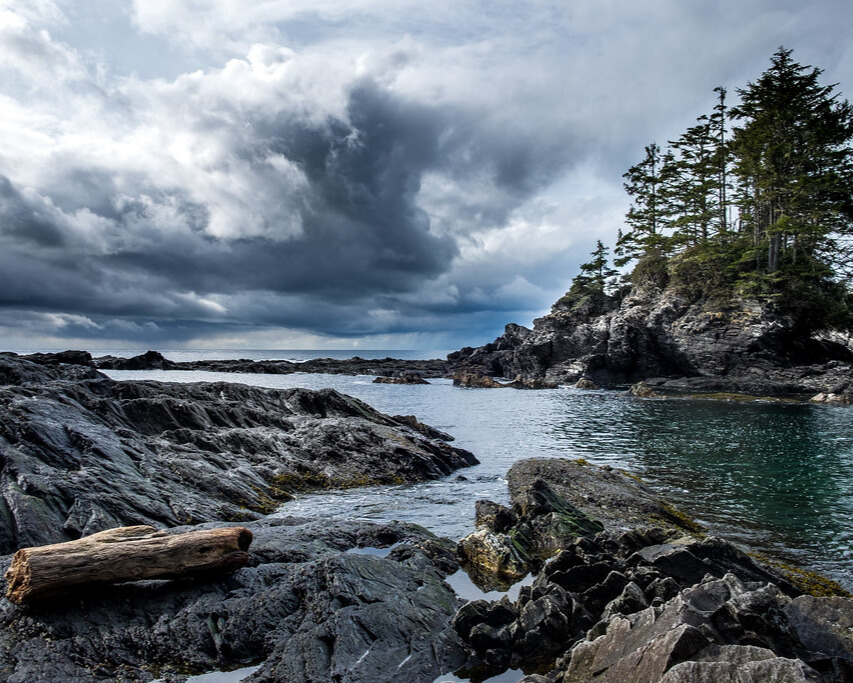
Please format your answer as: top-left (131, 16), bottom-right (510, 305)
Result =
top-left (711, 86), bottom-right (731, 235)
top-left (616, 143), bottom-right (673, 266)
top-left (559, 241), bottom-right (619, 310)
top-left (729, 47), bottom-right (853, 277)
top-left (578, 240), bottom-right (619, 292)
top-left (668, 115), bottom-right (720, 246)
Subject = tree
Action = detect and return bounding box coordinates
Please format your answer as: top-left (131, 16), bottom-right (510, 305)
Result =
top-left (711, 86), bottom-right (731, 235)
top-left (616, 143), bottom-right (673, 266)
top-left (578, 240), bottom-right (619, 292)
top-left (667, 115), bottom-right (720, 246)
top-left (558, 241), bottom-right (620, 310)
top-left (729, 47), bottom-right (853, 277)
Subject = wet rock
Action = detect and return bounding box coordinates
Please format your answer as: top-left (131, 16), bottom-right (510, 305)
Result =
top-left (0, 518), bottom-right (468, 682)
top-left (475, 500), bottom-right (518, 534)
top-left (630, 381), bottom-right (660, 397)
top-left (450, 457), bottom-right (853, 682)
top-left (575, 377), bottom-right (598, 390)
top-left (446, 286), bottom-right (853, 397)
top-left (451, 371), bottom-right (508, 388)
top-left (372, 373), bottom-right (429, 384)
top-left (0, 355), bottom-right (477, 554)
top-left (810, 392), bottom-right (852, 404)
top-left (457, 529), bottom-right (529, 585)
top-left (507, 458), bottom-right (704, 535)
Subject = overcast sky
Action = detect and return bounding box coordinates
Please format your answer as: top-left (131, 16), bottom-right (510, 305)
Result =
top-left (1, 0), bottom-right (852, 351)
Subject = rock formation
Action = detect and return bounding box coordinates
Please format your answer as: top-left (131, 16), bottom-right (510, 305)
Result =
top-left (447, 286), bottom-right (853, 397)
top-left (0, 518), bottom-right (467, 682)
top-left (0, 354), bottom-right (476, 554)
top-left (452, 458), bottom-right (853, 682)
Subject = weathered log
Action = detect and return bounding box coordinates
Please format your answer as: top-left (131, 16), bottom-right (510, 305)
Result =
top-left (5, 525), bottom-right (252, 605)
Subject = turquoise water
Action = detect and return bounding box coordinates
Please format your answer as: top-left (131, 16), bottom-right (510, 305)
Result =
top-left (101, 353), bottom-right (853, 590)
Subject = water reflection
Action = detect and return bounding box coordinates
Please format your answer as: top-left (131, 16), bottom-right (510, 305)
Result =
top-left (549, 394), bottom-right (853, 580)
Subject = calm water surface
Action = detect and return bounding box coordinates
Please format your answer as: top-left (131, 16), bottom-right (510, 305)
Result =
top-left (104, 367), bottom-right (853, 590)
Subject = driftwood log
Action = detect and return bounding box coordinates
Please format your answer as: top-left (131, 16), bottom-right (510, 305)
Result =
top-left (5, 525), bottom-right (253, 605)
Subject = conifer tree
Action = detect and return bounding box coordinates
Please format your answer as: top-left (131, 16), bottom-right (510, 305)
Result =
top-left (616, 143), bottom-right (673, 266)
top-left (729, 47), bottom-right (853, 276)
top-left (668, 115), bottom-right (720, 246)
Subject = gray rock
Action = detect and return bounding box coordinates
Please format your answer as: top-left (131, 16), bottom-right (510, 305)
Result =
top-left (451, 457), bottom-right (853, 682)
top-left (447, 286), bottom-right (853, 396)
top-left (0, 355), bottom-right (477, 553)
top-left (0, 518), bottom-right (467, 682)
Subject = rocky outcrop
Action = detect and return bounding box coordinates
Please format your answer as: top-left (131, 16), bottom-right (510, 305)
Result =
top-left (0, 355), bottom-right (476, 554)
top-left (373, 372), bottom-right (429, 384)
top-left (451, 458), bottom-right (853, 682)
top-left (92, 351), bottom-right (450, 378)
top-left (447, 287), bottom-right (853, 395)
top-left (0, 517), bottom-right (468, 682)
top-left (94, 350), bottom-right (177, 370)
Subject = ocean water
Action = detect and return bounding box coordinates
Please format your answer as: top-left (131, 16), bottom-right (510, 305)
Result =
top-left (100, 349), bottom-right (853, 592)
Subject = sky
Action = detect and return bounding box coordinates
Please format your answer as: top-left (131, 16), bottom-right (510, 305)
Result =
top-left (1, 1), bottom-right (852, 352)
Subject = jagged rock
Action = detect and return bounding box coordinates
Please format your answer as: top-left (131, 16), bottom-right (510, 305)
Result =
top-left (0, 355), bottom-right (477, 554)
top-left (561, 573), bottom-right (853, 682)
top-left (457, 529), bottom-right (529, 585)
top-left (450, 458), bottom-right (852, 682)
top-left (447, 287), bottom-right (853, 396)
top-left (0, 518), bottom-right (468, 682)
top-left (373, 372), bottom-right (429, 384)
top-left (451, 371), bottom-right (508, 388)
top-left (630, 381), bottom-right (659, 397)
top-left (475, 500), bottom-right (518, 534)
top-left (575, 377), bottom-right (598, 390)
top-left (810, 392), bottom-right (852, 404)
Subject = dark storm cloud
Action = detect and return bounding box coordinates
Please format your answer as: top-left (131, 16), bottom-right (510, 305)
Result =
top-left (0, 74), bottom-right (574, 338)
top-left (4, 0), bottom-right (853, 349)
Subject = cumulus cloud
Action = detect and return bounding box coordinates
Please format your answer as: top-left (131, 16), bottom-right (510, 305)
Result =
top-left (1, 0), bottom-right (852, 349)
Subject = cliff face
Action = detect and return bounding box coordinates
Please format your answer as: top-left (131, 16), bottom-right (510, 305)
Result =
top-left (448, 285), bottom-right (853, 393)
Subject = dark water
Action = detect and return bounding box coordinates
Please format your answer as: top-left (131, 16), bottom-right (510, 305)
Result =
top-left (103, 366), bottom-right (853, 591)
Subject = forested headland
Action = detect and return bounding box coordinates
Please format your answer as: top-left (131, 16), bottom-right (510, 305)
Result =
top-left (564, 47), bottom-right (853, 333)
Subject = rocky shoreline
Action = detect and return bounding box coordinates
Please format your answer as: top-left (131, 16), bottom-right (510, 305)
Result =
top-left (88, 349), bottom-right (451, 380)
top-left (1, 352), bottom-right (852, 681)
top-left (447, 286), bottom-right (853, 401)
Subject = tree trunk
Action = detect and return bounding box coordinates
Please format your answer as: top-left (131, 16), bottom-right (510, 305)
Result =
top-left (5, 525), bottom-right (253, 605)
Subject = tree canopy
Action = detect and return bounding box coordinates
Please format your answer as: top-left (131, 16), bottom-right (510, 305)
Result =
top-left (587, 47), bottom-right (853, 331)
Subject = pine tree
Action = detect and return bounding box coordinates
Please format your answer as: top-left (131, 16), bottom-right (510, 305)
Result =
top-left (711, 86), bottom-right (731, 235)
top-left (558, 241), bottom-right (620, 310)
top-left (616, 143), bottom-right (673, 266)
top-left (729, 47), bottom-right (853, 277)
top-left (667, 115), bottom-right (720, 247)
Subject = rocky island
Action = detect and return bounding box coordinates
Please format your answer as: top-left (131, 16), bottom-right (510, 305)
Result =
top-left (451, 49), bottom-right (853, 402)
